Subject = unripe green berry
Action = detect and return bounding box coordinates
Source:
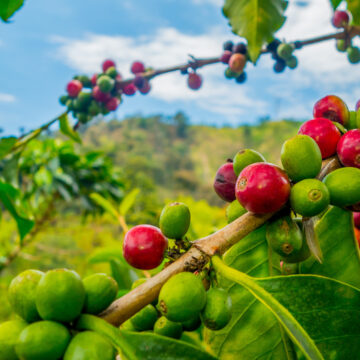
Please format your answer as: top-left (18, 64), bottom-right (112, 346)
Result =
top-left (130, 304), bottom-right (158, 331)
top-left (336, 39), bottom-right (348, 52)
top-left (159, 202), bottom-right (191, 240)
top-left (88, 101), bottom-right (102, 116)
top-left (286, 56), bottom-right (298, 69)
top-left (153, 316), bottom-right (183, 339)
top-left (105, 66), bottom-right (118, 79)
top-left (226, 200), bottom-right (247, 223)
top-left (97, 75), bottom-right (115, 93)
top-left (59, 95), bottom-right (69, 105)
top-left (77, 75), bottom-right (92, 88)
top-left (233, 149), bottom-right (265, 176)
top-left (347, 46), bottom-right (360, 64)
top-left (224, 68), bottom-right (239, 79)
top-left (277, 43), bottom-right (294, 60)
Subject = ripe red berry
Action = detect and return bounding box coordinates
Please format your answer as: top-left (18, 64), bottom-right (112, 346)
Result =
top-left (313, 95), bottom-right (349, 126)
top-left (105, 97), bottom-right (120, 111)
top-left (139, 80), bottom-right (151, 95)
top-left (213, 162), bottom-right (237, 202)
top-left (187, 73), bottom-right (202, 90)
top-left (354, 212), bottom-right (360, 229)
top-left (134, 75), bottom-right (145, 89)
top-left (298, 118), bottom-right (341, 159)
top-left (123, 83), bottom-right (137, 96)
top-left (92, 86), bottom-right (111, 103)
top-left (229, 53), bottom-right (246, 73)
top-left (102, 59), bottom-right (116, 72)
top-left (220, 51), bottom-right (232, 64)
top-left (336, 129), bottom-right (360, 168)
top-left (131, 61), bottom-right (145, 74)
top-left (332, 10), bottom-right (350, 28)
top-left (91, 74), bottom-right (97, 86)
top-left (123, 225), bottom-right (168, 270)
top-left (236, 163), bottom-right (291, 214)
top-left (66, 80), bottom-right (83, 98)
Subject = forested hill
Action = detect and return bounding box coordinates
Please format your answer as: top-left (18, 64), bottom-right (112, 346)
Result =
top-left (80, 113), bottom-right (302, 206)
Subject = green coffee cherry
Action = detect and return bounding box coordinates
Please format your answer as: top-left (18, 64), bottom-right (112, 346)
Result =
top-left (76, 112), bottom-right (89, 124)
top-left (224, 68), bottom-right (239, 79)
top-left (77, 92), bottom-right (92, 109)
top-left (266, 216), bottom-right (304, 259)
top-left (336, 39), bottom-right (347, 52)
top-left (8, 269), bottom-right (44, 322)
top-left (347, 46), bottom-right (360, 64)
top-left (323, 167), bottom-right (360, 207)
top-left (97, 75), bottom-right (115, 93)
top-left (158, 272), bottom-right (206, 322)
top-left (77, 75), bottom-right (92, 88)
top-left (233, 149), bottom-right (265, 176)
top-left (281, 135), bottom-right (322, 182)
top-left (83, 273), bottom-right (118, 315)
top-left (290, 179), bottom-right (330, 217)
top-left (121, 319), bottom-right (137, 331)
top-left (159, 202), bottom-right (191, 239)
top-left (153, 316), bottom-right (183, 339)
top-left (88, 101), bottom-right (102, 116)
top-left (59, 95), bottom-right (69, 105)
top-left (286, 56), bottom-right (298, 69)
top-left (277, 43), bottom-right (294, 60)
top-left (65, 99), bottom-right (74, 110)
top-left (201, 288), bottom-right (232, 331)
top-left (226, 200), bottom-right (247, 223)
top-left (105, 66), bottom-right (118, 79)
top-left (0, 319), bottom-right (28, 360)
top-left (130, 304), bottom-right (158, 331)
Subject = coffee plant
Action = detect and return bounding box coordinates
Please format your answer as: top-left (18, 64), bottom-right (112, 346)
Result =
top-left (1, 0), bottom-right (360, 359)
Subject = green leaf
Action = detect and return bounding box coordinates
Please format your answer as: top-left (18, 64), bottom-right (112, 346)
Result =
top-left (0, 181), bottom-right (34, 240)
top-left (222, 0), bottom-right (288, 62)
top-left (329, 0), bottom-right (342, 9)
top-left (301, 206), bottom-right (360, 288)
top-left (347, 0), bottom-right (360, 25)
top-left (0, 0), bottom-right (24, 22)
top-left (303, 217), bottom-right (323, 263)
top-left (213, 257), bottom-right (324, 360)
top-left (119, 188), bottom-right (139, 216)
top-left (76, 314), bottom-right (217, 360)
top-left (0, 137), bottom-right (17, 160)
top-left (59, 113), bottom-right (81, 144)
top-left (89, 193), bottom-right (119, 219)
top-left (2, 152), bottom-right (20, 187)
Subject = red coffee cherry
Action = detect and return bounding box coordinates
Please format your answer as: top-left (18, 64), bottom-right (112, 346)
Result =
top-left (332, 10), bottom-right (350, 28)
top-left (236, 163), bottom-right (291, 214)
top-left (336, 129), bottom-right (360, 168)
top-left (220, 51), bottom-right (232, 64)
top-left (213, 161), bottom-right (237, 202)
top-left (131, 61), bottom-right (145, 74)
top-left (313, 95), bottom-right (349, 126)
top-left (123, 83), bottom-right (137, 96)
top-left (105, 97), bottom-right (120, 111)
top-left (66, 80), bottom-right (83, 98)
top-left (298, 118), bottom-right (341, 159)
top-left (92, 86), bottom-right (111, 103)
top-left (123, 225), bottom-right (168, 270)
top-left (187, 73), bottom-right (202, 90)
top-left (102, 59), bottom-right (116, 72)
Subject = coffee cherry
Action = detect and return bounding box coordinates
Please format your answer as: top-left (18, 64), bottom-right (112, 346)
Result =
top-left (313, 95), bottom-right (349, 126)
top-left (233, 42), bottom-right (247, 54)
top-left (277, 43), bottom-right (294, 60)
top-left (153, 317), bottom-right (183, 339)
top-left (281, 135), bottom-right (322, 182)
top-left (66, 80), bottom-right (83, 98)
top-left (134, 75), bottom-right (145, 89)
top-left (77, 92), bottom-right (92, 109)
top-left (123, 83), bottom-right (137, 96)
top-left (323, 167), bottom-right (360, 207)
top-left (97, 75), bottom-right (114, 93)
top-left (187, 73), bottom-right (202, 90)
top-left (354, 212), bottom-right (360, 229)
top-left (223, 40), bottom-right (234, 51)
top-left (123, 225), bottom-right (168, 270)
top-left (267, 39), bottom-right (281, 52)
top-left (286, 56), bottom-right (298, 69)
top-left (102, 59), bottom-right (116, 72)
top-left (226, 200), bottom-right (246, 223)
top-left (201, 288), bottom-right (232, 331)
top-left (298, 118), bottom-right (341, 159)
top-left (337, 129), bottom-right (360, 168)
top-left (235, 163), bottom-right (291, 214)
top-left (229, 53), bottom-right (246, 73)
top-left (290, 179), bottom-right (330, 217)
top-left (105, 97), bottom-right (120, 111)
top-left (266, 215), bottom-right (304, 258)
top-left (130, 304), bottom-right (158, 331)
top-left (160, 202), bottom-right (191, 240)
top-left (91, 74), bottom-right (97, 86)
top-left (347, 46), bottom-right (360, 64)
top-left (88, 100), bottom-right (102, 116)
top-left (220, 50), bottom-right (232, 64)
top-left (131, 61), bottom-right (145, 74)
top-left (235, 72), bottom-right (247, 83)
top-left (332, 10), bottom-right (350, 28)
top-left (213, 161), bottom-right (237, 202)
top-left (105, 66), bottom-right (117, 79)
top-left (77, 75), bottom-right (92, 88)
top-left (224, 68), bottom-right (239, 79)
top-left (139, 80), bottom-right (151, 95)
top-left (92, 86), bottom-right (111, 103)
top-left (158, 272), bottom-right (206, 322)
top-left (76, 112), bottom-right (89, 124)
top-left (59, 95), bottom-right (68, 105)
top-left (0, 320), bottom-right (27, 360)
top-left (336, 39), bottom-right (348, 52)
top-left (233, 149), bottom-right (265, 176)
top-left (273, 60), bottom-right (286, 73)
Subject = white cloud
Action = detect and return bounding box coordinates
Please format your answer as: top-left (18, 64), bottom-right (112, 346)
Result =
top-left (0, 93), bottom-right (16, 103)
top-left (191, 0), bottom-right (224, 6)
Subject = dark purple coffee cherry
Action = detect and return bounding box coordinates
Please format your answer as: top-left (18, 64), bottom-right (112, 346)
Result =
top-left (235, 72), bottom-right (247, 84)
top-left (274, 60), bottom-right (286, 73)
top-left (233, 43), bottom-right (247, 55)
top-left (213, 161), bottom-right (237, 202)
top-left (223, 40), bottom-right (234, 52)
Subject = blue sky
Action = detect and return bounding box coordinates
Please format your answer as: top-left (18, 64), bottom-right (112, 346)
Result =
top-left (1, 0), bottom-right (360, 135)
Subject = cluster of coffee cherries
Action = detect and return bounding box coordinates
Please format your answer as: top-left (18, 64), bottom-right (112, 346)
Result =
top-left (0, 269), bottom-right (119, 360)
top-left (214, 94), bottom-right (360, 263)
top-left (122, 203), bottom-right (232, 335)
top-left (333, 10), bottom-right (360, 64)
top-left (267, 39), bottom-right (300, 73)
top-left (59, 59), bottom-right (152, 124)
top-left (220, 40), bottom-right (248, 83)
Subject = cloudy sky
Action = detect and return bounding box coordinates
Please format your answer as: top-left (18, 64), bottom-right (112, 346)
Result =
top-left (1, 0), bottom-right (359, 135)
